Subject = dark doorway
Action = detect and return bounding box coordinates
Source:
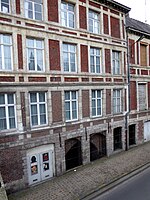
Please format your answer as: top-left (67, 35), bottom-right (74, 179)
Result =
top-left (114, 127), bottom-right (122, 151)
top-left (90, 132), bottom-right (106, 162)
top-left (129, 124), bottom-right (136, 146)
top-left (65, 138), bottom-right (82, 170)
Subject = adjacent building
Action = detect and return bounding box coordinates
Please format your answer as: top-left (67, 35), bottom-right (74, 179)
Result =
top-left (1, 0), bottom-right (145, 193)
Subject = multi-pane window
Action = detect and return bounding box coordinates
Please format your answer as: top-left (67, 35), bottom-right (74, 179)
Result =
top-left (112, 51), bottom-right (120, 75)
top-left (114, 127), bottom-right (122, 151)
top-left (30, 92), bottom-right (47, 127)
top-left (89, 10), bottom-right (100, 34)
top-left (90, 47), bottom-right (101, 73)
top-left (0, 93), bottom-right (16, 130)
top-left (138, 83), bottom-right (147, 111)
top-left (63, 43), bottom-right (76, 72)
top-left (25, 0), bottom-right (43, 21)
top-left (0, 34), bottom-right (12, 71)
top-left (27, 38), bottom-right (44, 71)
top-left (113, 89), bottom-right (122, 114)
top-left (92, 90), bottom-right (102, 117)
top-left (65, 91), bottom-right (78, 121)
top-left (0, 0), bottom-right (9, 13)
top-left (61, 1), bottom-right (75, 28)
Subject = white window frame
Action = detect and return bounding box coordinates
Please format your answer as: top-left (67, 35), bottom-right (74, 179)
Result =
top-left (112, 51), bottom-right (120, 75)
top-left (138, 83), bottom-right (147, 111)
top-left (113, 89), bottom-right (122, 114)
top-left (0, 0), bottom-right (10, 13)
top-left (0, 34), bottom-right (13, 71)
top-left (29, 92), bottom-right (48, 127)
top-left (26, 38), bottom-right (45, 72)
top-left (90, 47), bottom-right (101, 73)
top-left (65, 91), bottom-right (78, 122)
top-left (61, 1), bottom-right (75, 28)
top-left (91, 90), bottom-right (102, 117)
top-left (63, 43), bottom-right (77, 72)
top-left (0, 93), bottom-right (16, 130)
top-left (25, 0), bottom-right (43, 21)
top-left (89, 10), bottom-right (100, 34)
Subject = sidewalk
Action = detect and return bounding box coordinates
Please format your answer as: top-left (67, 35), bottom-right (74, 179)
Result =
top-left (8, 142), bottom-right (150, 200)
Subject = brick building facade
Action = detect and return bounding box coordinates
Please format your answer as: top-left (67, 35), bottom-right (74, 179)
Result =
top-left (0, 0), bottom-right (132, 193)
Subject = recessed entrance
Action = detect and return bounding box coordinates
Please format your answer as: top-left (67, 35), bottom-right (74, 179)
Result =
top-left (90, 132), bottom-right (106, 162)
top-left (65, 138), bottom-right (82, 170)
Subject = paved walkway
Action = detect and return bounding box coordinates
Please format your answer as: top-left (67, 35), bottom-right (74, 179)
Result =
top-left (8, 142), bottom-right (150, 200)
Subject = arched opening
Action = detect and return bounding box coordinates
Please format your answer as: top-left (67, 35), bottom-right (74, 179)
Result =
top-left (65, 138), bottom-right (82, 170)
top-left (90, 132), bottom-right (106, 162)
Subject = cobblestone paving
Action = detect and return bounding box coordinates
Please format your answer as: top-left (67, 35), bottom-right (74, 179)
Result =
top-left (8, 142), bottom-right (150, 200)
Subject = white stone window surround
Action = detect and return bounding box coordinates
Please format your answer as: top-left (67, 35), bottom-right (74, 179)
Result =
top-left (112, 50), bottom-right (121, 75)
top-left (29, 92), bottom-right (48, 127)
top-left (63, 43), bottom-right (77, 72)
top-left (91, 89), bottom-right (102, 117)
top-left (90, 47), bottom-right (101, 74)
top-left (0, 0), bottom-right (10, 13)
top-left (0, 93), bottom-right (17, 130)
top-left (61, 1), bottom-right (75, 28)
top-left (0, 34), bottom-right (13, 71)
top-left (26, 38), bottom-right (45, 72)
top-left (113, 89), bottom-right (122, 114)
top-left (65, 90), bottom-right (78, 122)
top-left (25, 0), bottom-right (43, 21)
top-left (88, 9), bottom-right (100, 34)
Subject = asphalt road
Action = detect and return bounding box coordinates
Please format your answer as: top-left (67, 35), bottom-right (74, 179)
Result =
top-left (93, 167), bottom-right (150, 200)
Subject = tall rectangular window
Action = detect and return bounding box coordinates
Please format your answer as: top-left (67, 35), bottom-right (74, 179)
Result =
top-left (27, 38), bottom-right (44, 71)
top-left (30, 92), bottom-right (47, 127)
top-left (25, 0), bottom-right (43, 21)
top-left (61, 1), bottom-right (75, 28)
top-left (90, 47), bottom-right (101, 73)
top-left (113, 89), bottom-right (122, 114)
top-left (0, 34), bottom-right (12, 71)
top-left (63, 43), bottom-right (76, 72)
top-left (65, 91), bottom-right (78, 121)
top-left (92, 90), bottom-right (102, 117)
top-left (89, 10), bottom-right (100, 34)
top-left (138, 83), bottom-right (147, 111)
top-left (140, 44), bottom-right (147, 66)
top-left (0, 0), bottom-right (9, 13)
top-left (112, 51), bottom-right (120, 75)
top-left (114, 127), bottom-right (122, 151)
top-left (0, 93), bottom-right (16, 130)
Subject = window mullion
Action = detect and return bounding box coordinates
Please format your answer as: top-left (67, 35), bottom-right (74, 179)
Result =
top-left (5, 94), bottom-right (9, 129)
top-left (37, 93), bottom-right (40, 125)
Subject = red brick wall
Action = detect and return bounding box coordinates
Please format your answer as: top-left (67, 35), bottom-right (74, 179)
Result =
top-left (82, 90), bottom-right (90, 118)
top-left (103, 14), bottom-right (109, 35)
top-left (106, 89), bottom-right (111, 114)
top-left (0, 146), bottom-right (23, 183)
top-left (16, 0), bottom-right (21, 14)
top-left (79, 5), bottom-right (87, 29)
top-left (17, 34), bottom-right (23, 69)
top-left (49, 39), bottom-right (60, 71)
top-left (105, 49), bottom-right (111, 73)
top-left (122, 20), bottom-right (125, 39)
top-left (149, 45), bottom-right (150, 66)
top-left (51, 91), bottom-right (62, 123)
top-left (130, 81), bottom-right (137, 110)
top-left (80, 45), bottom-right (88, 72)
top-left (20, 92), bottom-right (26, 128)
top-left (125, 89), bottom-right (127, 112)
top-left (47, 0), bottom-right (58, 22)
top-left (129, 39), bottom-right (135, 64)
top-left (124, 52), bottom-right (126, 75)
top-left (110, 16), bottom-right (120, 38)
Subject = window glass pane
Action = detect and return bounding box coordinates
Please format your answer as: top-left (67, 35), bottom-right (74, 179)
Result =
top-left (92, 108), bottom-right (96, 116)
top-left (0, 119), bottom-right (6, 130)
top-left (32, 116), bottom-right (38, 126)
top-left (68, 3), bottom-right (74, 11)
top-left (0, 94), bottom-right (5, 104)
top-left (40, 114), bottom-right (46, 124)
top-left (7, 94), bottom-right (14, 104)
top-left (4, 46), bottom-right (11, 70)
top-left (30, 93), bottom-right (37, 102)
top-left (0, 107), bottom-right (6, 130)
top-left (0, 107), bottom-right (6, 118)
top-left (65, 102), bottom-right (70, 111)
top-left (31, 105), bottom-right (37, 115)
top-left (65, 111), bottom-right (70, 120)
top-left (65, 92), bottom-right (70, 100)
top-left (36, 40), bottom-right (43, 48)
top-left (39, 104), bottom-right (45, 114)
top-left (72, 91), bottom-right (76, 99)
top-left (35, 12), bottom-right (42, 20)
top-left (8, 106), bottom-right (15, 117)
top-left (92, 91), bottom-right (95, 98)
top-left (27, 39), bottom-right (34, 47)
top-left (72, 101), bottom-right (76, 110)
top-left (9, 118), bottom-right (15, 129)
top-left (35, 3), bottom-right (42, 12)
top-left (3, 35), bottom-right (11, 44)
top-left (72, 110), bottom-right (77, 119)
top-left (39, 93), bottom-right (45, 102)
top-left (28, 49), bottom-right (35, 70)
top-left (37, 50), bottom-right (43, 71)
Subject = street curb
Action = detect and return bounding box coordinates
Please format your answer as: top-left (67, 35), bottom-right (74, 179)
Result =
top-left (80, 162), bottom-right (150, 200)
